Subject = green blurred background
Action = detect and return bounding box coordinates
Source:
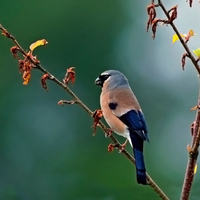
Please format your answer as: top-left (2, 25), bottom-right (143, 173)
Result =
top-left (0, 0), bottom-right (200, 199)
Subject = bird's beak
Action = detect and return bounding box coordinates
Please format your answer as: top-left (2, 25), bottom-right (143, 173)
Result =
top-left (95, 77), bottom-right (102, 86)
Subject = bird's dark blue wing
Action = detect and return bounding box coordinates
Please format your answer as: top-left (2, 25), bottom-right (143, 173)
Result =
top-left (119, 110), bottom-right (149, 184)
top-left (118, 110), bottom-right (149, 142)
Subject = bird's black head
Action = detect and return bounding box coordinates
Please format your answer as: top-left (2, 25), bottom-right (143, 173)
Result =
top-left (95, 72), bottom-right (110, 87)
top-left (95, 70), bottom-right (128, 90)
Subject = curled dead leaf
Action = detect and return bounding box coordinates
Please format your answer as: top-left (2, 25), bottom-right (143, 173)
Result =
top-left (63, 67), bottom-right (75, 85)
top-left (167, 5), bottom-right (178, 24)
top-left (92, 109), bottom-right (103, 136)
top-left (147, 4), bottom-right (156, 32)
top-left (41, 74), bottom-right (50, 92)
top-left (188, 0), bottom-right (193, 7)
top-left (10, 46), bottom-right (19, 59)
top-left (18, 57), bottom-right (32, 85)
top-left (181, 53), bottom-right (188, 70)
top-left (22, 61), bottom-right (32, 85)
top-left (19, 60), bottom-right (25, 74)
top-left (151, 19), bottom-right (164, 39)
top-left (23, 70), bottom-right (31, 85)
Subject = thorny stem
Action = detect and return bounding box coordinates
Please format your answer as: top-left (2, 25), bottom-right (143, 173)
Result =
top-left (0, 23), bottom-right (169, 200)
top-left (157, 1), bottom-right (200, 200)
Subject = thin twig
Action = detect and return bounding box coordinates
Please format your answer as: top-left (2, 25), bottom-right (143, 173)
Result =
top-left (156, 1), bottom-right (200, 200)
top-left (0, 23), bottom-right (169, 200)
top-left (158, 0), bottom-right (200, 75)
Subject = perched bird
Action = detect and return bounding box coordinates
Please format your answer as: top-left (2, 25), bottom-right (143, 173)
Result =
top-left (95, 70), bottom-right (149, 185)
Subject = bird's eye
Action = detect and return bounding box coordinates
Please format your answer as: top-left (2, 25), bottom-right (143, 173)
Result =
top-left (100, 74), bottom-right (110, 81)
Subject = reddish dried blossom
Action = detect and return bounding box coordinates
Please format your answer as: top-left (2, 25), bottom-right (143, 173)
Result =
top-left (41, 74), bottom-right (50, 92)
top-left (181, 53), bottom-right (188, 70)
top-left (167, 5), bottom-right (178, 24)
top-left (190, 0), bottom-right (193, 7)
top-left (23, 70), bottom-right (31, 85)
top-left (18, 58), bottom-right (32, 85)
top-left (187, 0), bottom-right (193, 7)
top-left (17, 51), bottom-right (41, 85)
top-left (1, 26), bottom-right (42, 85)
top-left (24, 51), bottom-right (39, 67)
top-left (22, 61), bottom-right (32, 85)
top-left (63, 67), bottom-right (75, 85)
top-left (10, 46), bottom-right (19, 59)
top-left (92, 109), bottom-right (103, 136)
top-left (108, 144), bottom-right (115, 152)
top-left (19, 60), bottom-right (25, 73)
top-left (147, 4), bottom-right (156, 32)
top-left (24, 61), bottom-right (32, 71)
top-left (151, 19), bottom-right (163, 39)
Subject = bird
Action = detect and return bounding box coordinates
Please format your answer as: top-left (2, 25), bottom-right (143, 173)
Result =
top-left (95, 70), bottom-right (149, 185)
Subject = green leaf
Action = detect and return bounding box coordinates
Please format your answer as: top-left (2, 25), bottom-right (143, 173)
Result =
top-left (193, 48), bottom-right (200, 57)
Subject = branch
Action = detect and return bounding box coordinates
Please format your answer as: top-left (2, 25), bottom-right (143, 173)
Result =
top-left (155, 1), bottom-right (200, 200)
top-left (157, 0), bottom-right (200, 75)
top-left (180, 92), bottom-right (200, 200)
top-left (0, 23), bottom-right (169, 200)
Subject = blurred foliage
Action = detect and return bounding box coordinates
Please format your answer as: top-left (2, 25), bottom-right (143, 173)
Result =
top-left (0, 0), bottom-right (200, 200)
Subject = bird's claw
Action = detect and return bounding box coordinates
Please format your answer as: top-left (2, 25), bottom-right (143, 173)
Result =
top-left (105, 128), bottom-right (113, 138)
top-left (107, 140), bottom-right (128, 153)
top-left (118, 139), bottom-right (128, 153)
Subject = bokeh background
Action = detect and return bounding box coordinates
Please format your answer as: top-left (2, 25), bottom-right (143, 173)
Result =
top-left (0, 0), bottom-right (200, 199)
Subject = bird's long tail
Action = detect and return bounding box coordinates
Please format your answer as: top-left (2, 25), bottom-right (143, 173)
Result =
top-left (130, 131), bottom-right (147, 185)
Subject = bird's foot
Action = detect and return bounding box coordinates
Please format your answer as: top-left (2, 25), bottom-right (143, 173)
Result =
top-left (118, 139), bottom-right (128, 153)
top-left (105, 128), bottom-right (113, 138)
top-left (108, 140), bottom-right (127, 153)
